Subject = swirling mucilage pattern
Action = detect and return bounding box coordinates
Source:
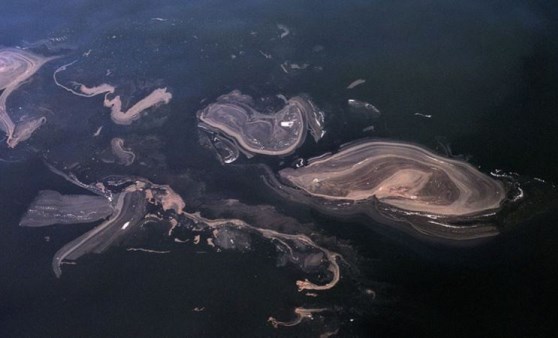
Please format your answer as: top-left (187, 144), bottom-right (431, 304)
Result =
top-left (197, 90), bottom-right (325, 163)
top-left (275, 140), bottom-right (511, 240)
top-left (0, 48), bottom-right (57, 148)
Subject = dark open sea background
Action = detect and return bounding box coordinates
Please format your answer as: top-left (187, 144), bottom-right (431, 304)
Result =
top-left (1, 1), bottom-right (557, 337)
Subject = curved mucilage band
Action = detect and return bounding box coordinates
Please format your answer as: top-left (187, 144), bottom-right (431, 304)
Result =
top-left (52, 60), bottom-right (172, 125)
top-left (270, 140), bottom-right (518, 241)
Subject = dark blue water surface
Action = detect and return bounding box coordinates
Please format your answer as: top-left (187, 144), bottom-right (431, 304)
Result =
top-left (1, 1), bottom-right (558, 337)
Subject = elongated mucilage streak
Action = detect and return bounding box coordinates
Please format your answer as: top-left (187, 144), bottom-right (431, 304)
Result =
top-left (184, 211), bottom-right (341, 291)
top-left (52, 191), bottom-right (145, 277)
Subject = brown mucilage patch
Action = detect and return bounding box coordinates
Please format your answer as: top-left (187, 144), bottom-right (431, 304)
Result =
top-left (197, 90), bottom-right (325, 163)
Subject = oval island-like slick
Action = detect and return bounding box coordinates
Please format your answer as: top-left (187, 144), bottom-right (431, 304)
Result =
top-left (276, 140), bottom-right (509, 241)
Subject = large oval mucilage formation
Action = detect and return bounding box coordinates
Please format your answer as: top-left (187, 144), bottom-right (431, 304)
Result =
top-left (276, 140), bottom-right (509, 240)
top-left (197, 90), bottom-right (325, 162)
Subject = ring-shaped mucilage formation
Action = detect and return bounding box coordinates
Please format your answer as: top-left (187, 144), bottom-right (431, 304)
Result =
top-left (197, 90), bottom-right (325, 163)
